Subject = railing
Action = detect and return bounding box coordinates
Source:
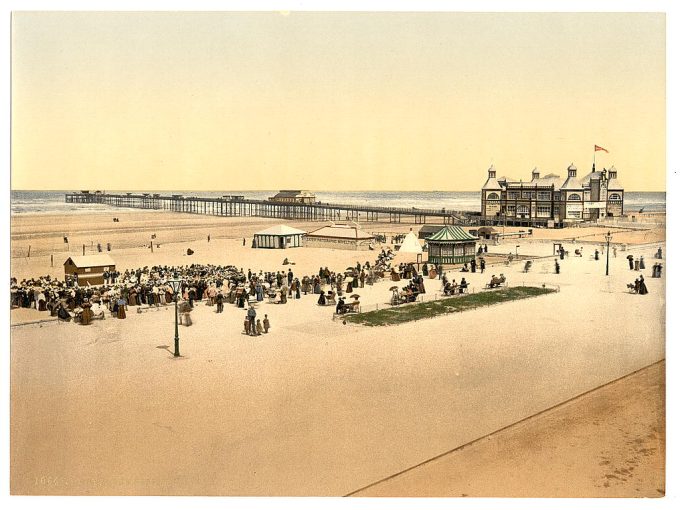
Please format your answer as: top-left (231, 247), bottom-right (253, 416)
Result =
top-left (65, 192), bottom-right (474, 219)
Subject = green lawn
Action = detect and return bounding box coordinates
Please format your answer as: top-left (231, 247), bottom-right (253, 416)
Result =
top-left (344, 286), bottom-right (556, 327)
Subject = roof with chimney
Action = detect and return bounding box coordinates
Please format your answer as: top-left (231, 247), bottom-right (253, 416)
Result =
top-left (483, 164), bottom-right (622, 192)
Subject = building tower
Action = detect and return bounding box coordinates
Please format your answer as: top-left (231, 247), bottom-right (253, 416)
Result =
top-left (481, 165), bottom-right (503, 225)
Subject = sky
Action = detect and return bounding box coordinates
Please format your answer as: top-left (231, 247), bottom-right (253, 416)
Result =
top-left (11, 11), bottom-right (666, 191)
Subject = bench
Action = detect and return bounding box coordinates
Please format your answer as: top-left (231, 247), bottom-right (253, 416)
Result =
top-left (484, 282), bottom-right (508, 290)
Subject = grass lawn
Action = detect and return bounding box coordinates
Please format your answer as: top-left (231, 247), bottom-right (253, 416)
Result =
top-left (345, 286), bottom-right (557, 327)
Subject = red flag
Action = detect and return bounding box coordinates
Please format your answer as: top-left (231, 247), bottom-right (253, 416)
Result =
top-left (594, 145), bottom-right (609, 153)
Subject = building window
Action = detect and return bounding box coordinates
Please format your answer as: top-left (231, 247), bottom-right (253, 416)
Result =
top-left (567, 210), bottom-right (582, 218)
top-left (568, 193), bottom-right (581, 201)
top-left (609, 193), bottom-right (622, 201)
top-left (508, 192), bottom-right (520, 200)
top-left (486, 192), bottom-right (500, 200)
top-left (537, 205), bottom-right (551, 217)
top-left (517, 205), bottom-right (530, 215)
top-left (537, 192), bottom-right (551, 201)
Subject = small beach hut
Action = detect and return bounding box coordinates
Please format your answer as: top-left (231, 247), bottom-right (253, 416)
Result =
top-left (398, 231), bottom-right (423, 254)
top-left (253, 225), bottom-right (306, 249)
top-left (418, 224), bottom-right (446, 240)
top-left (426, 226), bottom-right (478, 265)
top-left (305, 223), bottom-right (375, 251)
top-left (63, 254), bottom-right (116, 285)
top-left (471, 226), bottom-right (498, 240)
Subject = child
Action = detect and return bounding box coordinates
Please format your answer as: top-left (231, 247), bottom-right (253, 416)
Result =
top-left (244, 315), bottom-right (250, 334)
top-left (256, 319), bottom-right (264, 336)
top-left (263, 314), bottom-right (270, 333)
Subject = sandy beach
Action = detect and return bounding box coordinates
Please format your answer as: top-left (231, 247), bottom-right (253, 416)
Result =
top-left (9, 210), bottom-right (666, 496)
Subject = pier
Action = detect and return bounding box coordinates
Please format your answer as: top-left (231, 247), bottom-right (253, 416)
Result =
top-left (65, 192), bottom-right (473, 224)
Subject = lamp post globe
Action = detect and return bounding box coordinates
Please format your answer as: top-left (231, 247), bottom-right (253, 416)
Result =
top-left (169, 276), bottom-right (181, 357)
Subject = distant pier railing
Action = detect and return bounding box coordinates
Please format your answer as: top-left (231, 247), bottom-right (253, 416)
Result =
top-left (65, 192), bottom-right (473, 225)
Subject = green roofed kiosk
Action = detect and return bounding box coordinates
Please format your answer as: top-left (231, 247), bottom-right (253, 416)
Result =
top-left (426, 226), bottom-right (478, 265)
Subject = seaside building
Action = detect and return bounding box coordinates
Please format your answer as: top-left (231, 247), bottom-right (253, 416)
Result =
top-left (480, 164), bottom-right (624, 228)
top-left (305, 223), bottom-right (375, 251)
top-left (469, 226), bottom-right (499, 241)
top-left (418, 225), bottom-right (446, 240)
top-left (426, 226), bottom-right (478, 265)
top-left (63, 254), bottom-right (116, 285)
top-left (253, 225), bottom-right (306, 249)
top-left (268, 190), bottom-right (316, 204)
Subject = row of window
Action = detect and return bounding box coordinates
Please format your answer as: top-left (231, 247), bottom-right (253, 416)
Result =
top-left (487, 192), bottom-right (622, 201)
top-left (505, 205), bottom-right (552, 215)
top-left (428, 244), bottom-right (475, 256)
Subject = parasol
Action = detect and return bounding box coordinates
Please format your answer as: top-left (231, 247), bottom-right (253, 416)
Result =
top-left (350, 294), bottom-right (361, 299)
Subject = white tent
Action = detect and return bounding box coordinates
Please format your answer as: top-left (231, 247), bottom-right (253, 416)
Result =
top-left (398, 231), bottom-right (423, 254)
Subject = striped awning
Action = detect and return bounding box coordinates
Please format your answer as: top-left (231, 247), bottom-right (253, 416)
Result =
top-left (426, 226), bottom-right (478, 242)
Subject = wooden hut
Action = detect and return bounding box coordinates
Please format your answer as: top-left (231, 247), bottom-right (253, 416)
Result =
top-left (426, 226), bottom-right (478, 265)
top-left (63, 254), bottom-right (116, 285)
top-left (418, 224), bottom-right (445, 240)
top-left (470, 226), bottom-right (498, 240)
top-left (253, 225), bottom-right (306, 249)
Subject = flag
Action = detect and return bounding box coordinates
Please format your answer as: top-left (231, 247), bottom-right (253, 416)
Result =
top-left (594, 145), bottom-right (609, 153)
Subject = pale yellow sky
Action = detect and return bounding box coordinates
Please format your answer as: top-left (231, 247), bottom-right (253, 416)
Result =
top-left (11, 11), bottom-right (666, 191)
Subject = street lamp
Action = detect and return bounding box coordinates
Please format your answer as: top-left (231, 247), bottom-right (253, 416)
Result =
top-left (605, 231), bottom-right (613, 276)
top-left (168, 274), bottom-right (182, 357)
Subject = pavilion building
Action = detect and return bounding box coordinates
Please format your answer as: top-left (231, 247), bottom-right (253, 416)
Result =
top-left (480, 164), bottom-right (624, 228)
top-left (426, 226), bottom-right (478, 266)
top-left (268, 190), bottom-right (316, 204)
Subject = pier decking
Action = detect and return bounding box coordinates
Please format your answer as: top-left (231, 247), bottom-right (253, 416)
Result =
top-left (65, 192), bottom-right (472, 224)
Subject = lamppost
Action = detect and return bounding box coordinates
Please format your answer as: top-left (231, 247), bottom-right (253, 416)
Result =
top-left (605, 231), bottom-right (612, 276)
top-left (169, 275), bottom-right (182, 357)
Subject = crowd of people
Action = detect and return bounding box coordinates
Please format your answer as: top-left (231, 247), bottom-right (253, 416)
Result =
top-left (9, 248), bottom-right (402, 326)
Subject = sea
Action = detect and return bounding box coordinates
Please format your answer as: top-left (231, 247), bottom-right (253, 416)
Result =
top-left (10, 190), bottom-right (666, 216)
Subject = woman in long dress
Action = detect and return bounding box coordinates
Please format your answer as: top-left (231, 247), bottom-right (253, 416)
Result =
top-left (638, 275), bottom-right (649, 295)
top-left (117, 297), bottom-right (127, 319)
top-left (81, 300), bottom-right (93, 325)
